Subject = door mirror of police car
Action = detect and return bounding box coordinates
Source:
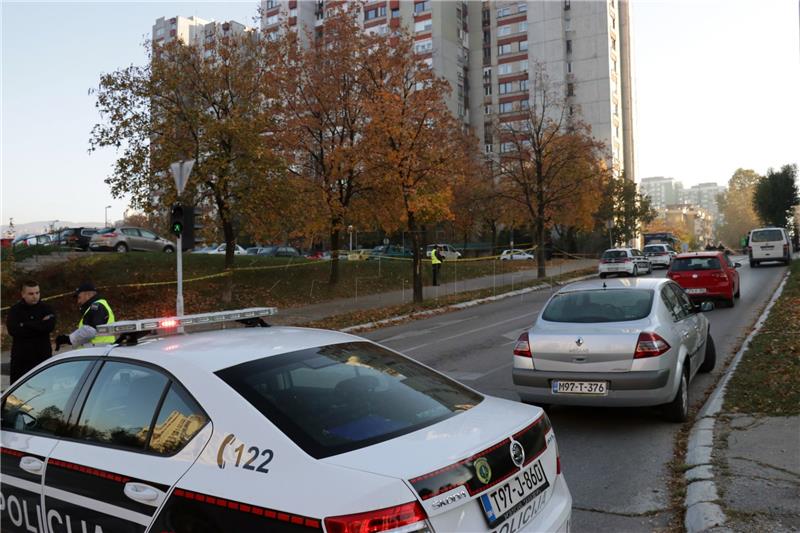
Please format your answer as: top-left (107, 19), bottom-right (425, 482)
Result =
top-left (734, 262), bottom-right (742, 268)
top-left (700, 301), bottom-right (714, 312)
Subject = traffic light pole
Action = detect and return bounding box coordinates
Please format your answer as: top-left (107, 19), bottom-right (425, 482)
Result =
top-left (176, 234), bottom-right (184, 316)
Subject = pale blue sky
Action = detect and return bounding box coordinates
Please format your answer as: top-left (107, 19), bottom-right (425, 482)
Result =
top-left (2, 0), bottom-right (799, 226)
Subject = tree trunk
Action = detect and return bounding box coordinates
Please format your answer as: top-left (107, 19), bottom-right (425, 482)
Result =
top-left (409, 212), bottom-right (423, 303)
top-left (536, 200), bottom-right (547, 279)
top-left (489, 220), bottom-right (498, 256)
top-left (329, 227), bottom-right (341, 285)
top-left (222, 217), bottom-right (235, 303)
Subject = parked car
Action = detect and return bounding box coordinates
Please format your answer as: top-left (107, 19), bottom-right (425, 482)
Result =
top-left (598, 248), bottom-right (651, 278)
top-left (499, 249), bottom-right (535, 261)
top-left (191, 245), bottom-right (216, 254)
top-left (207, 243), bottom-right (246, 255)
top-left (643, 243), bottom-right (676, 269)
top-left (425, 244), bottom-right (462, 260)
top-left (258, 246), bottom-right (301, 257)
top-left (667, 251), bottom-right (741, 307)
top-left (57, 227), bottom-right (97, 250)
top-left (305, 250), bottom-right (331, 260)
top-left (512, 278), bottom-right (716, 422)
top-left (11, 234), bottom-right (31, 247)
top-left (368, 245), bottom-right (413, 259)
top-left (747, 227), bottom-right (792, 266)
top-left (2, 307), bottom-right (572, 532)
top-left (90, 227), bottom-right (175, 253)
top-left (346, 248), bottom-right (372, 261)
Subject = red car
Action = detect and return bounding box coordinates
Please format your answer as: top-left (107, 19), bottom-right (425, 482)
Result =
top-left (667, 251), bottom-right (741, 307)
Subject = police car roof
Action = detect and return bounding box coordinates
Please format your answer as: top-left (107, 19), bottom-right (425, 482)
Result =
top-left (104, 326), bottom-right (363, 373)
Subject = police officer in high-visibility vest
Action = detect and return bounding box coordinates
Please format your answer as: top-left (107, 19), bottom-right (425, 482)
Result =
top-left (55, 282), bottom-right (115, 350)
top-left (431, 245), bottom-right (443, 286)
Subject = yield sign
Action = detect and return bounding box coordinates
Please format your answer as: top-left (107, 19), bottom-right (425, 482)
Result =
top-left (170, 159), bottom-right (195, 195)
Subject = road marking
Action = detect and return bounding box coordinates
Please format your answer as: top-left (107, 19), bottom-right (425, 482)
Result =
top-left (446, 363), bottom-right (514, 381)
top-left (502, 328), bottom-right (525, 340)
top-left (403, 311), bottom-right (540, 352)
top-left (378, 317), bottom-right (479, 343)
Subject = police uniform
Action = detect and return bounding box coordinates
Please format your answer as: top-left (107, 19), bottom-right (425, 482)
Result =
top-left (431, 247), bottom-right (443, 286)
top-left (56, 283), bottom-right (116, 349)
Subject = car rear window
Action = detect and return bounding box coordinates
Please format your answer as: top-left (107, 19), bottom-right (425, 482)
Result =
top-left (96, 227), bottom-right (116, 235)
top-left (542, 289), bottom-right (654, 323)
top-left (215, 342), bottom-right (482, 459)
top-left (602, 250), bottom-right (628, 259)
top-left (750, 230), bottom-right (784, 243)
top-left (670, 257), bottom-right (721, 271)
top-left (644, 245), bottom-right (665, 253)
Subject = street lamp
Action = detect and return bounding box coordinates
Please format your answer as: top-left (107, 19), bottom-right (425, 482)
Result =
top-left (347, 225), bottom-right (354, 251)
top-left (104, 205), bottom-right (112, 228)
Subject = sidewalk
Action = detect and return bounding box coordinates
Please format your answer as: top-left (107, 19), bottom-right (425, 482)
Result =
top-left (684, 261), bottom-right (800, 532)
top-left (1, 258), bottom-right (597, 389)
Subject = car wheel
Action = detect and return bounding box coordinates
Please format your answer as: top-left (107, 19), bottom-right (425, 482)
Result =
top-left (662, 368), bottom-right (689, 423)
top-left (699, 334), bottom-right (716, 373)
top-left (726, 294), bottom-right (735, 308)
top-left (115, 243), bottom-right (128, 253)
top-left (163, 246), bottom-right (175, 253)
top-left (599, 273), bottom-right (607, 279)
top-left (735, 284), bottom-right (740, 298)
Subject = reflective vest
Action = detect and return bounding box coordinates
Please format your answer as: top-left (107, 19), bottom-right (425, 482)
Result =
top-left (431, 251), bottom-right (442, 266)
top-left (78, 298), bottom-right (116, 345)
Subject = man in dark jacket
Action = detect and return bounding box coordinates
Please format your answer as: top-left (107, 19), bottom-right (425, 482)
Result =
top-left (6, 279), bottom-right (57, 382)
top-left (55, 282), bottom-right (115, 350)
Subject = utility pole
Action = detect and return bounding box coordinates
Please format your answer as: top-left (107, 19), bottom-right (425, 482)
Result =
top-left (170, 159), bottom-right (195, 316)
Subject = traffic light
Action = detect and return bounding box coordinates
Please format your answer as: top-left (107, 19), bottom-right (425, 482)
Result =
top-left (181, 206), bottom-right (195, 251)
top-left (170, 204), bottom-right (184, 236)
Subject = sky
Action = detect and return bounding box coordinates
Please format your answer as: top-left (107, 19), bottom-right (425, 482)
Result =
top-left (1, 0), bottom-right (799, 227)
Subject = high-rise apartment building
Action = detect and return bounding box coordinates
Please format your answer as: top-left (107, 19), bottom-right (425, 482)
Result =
top-left (640, 176), bottom-right (683, 210)
top-left (260, 0), bottom-right (634, 178)
top-left (153, 16), bottom-right (254, 49)
top-left (684, 182), bottom-right (725, 219)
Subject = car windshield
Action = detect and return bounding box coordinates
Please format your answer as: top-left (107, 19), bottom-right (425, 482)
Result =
top-left (542, 289), bottom-right (654, 323)
top-left (750, 230), bottom-right (784, 242)
top-left (216, 341), bottom-right (482, 459)
top-left (644, 245), bottom-right (665, 253)
top-left (602, 250), bottom-right (628, 259)
top-left (671, 257), bottom-right (721, 271)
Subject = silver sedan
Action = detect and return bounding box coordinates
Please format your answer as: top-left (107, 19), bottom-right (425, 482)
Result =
top-left (512, 278), bottom-right (716, 422)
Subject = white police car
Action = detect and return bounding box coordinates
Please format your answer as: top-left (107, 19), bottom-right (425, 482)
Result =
top-left (1, 309), bottom-right (571, 533)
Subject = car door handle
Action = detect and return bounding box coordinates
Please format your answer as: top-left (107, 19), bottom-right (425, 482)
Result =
top-left (123, 482), bottom-right (163, 507)
top-left (19, 456), bottom-right (44, 475)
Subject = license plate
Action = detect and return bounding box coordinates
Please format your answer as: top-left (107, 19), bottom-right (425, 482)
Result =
top-left (551, 380), bottom-right (608, 395)
top-left (480, 459), bottom-right (550, 528)
top-left (686, 288), bottom-right (707, 294)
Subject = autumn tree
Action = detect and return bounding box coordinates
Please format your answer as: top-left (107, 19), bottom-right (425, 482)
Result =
top-left (90, 31), bottom-right (283, 269)
top-left (753, 164), bottom-right (799, 228)
top-left (272, 4), bottom-right (386, 285)
top-left (594, 171), bottom-right (656, 247)
top-left (364, 32), bottom-right (476, 303)
top-left (716, 168), bottom-right (762, 248)
top-left (494, 65), bottom-right (609, 277)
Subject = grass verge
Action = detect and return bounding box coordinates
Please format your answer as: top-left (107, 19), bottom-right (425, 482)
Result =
top-left (723, 259), bottom-right (800, 415)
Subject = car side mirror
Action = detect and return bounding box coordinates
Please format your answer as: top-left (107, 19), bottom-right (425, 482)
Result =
top-left (734, 262), bottom-right (741, 268)
top-left (698, 301), bottom-right (714, 312)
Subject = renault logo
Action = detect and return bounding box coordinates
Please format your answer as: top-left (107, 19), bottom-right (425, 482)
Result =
top-left (575, 337), bottom-right (584, 347)
top-left (510, 439), bottom-right (525, 468)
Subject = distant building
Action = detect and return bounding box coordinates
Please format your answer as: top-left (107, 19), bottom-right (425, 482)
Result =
top-left (640, 177), bottom-right (683, 210)
top-left (152, 16), bottom-right (254, 50)
top-left (683, 182), bottom-right (725, 223)
top-left (663, 204), bottom-right (714, 247)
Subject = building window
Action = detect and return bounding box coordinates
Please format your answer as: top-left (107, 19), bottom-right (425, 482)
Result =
top-left (267, 14), bottom-right (279, 25)
top-left (414, 39), bottom-right (433, 53)
top-left (498, 25), bottom-right (512, 37)
top-left (520, 79), bottom-right (528, 91)
top-left (498, 63), bottom-right (512, 75)
top-left (392, 8), bottom-right (400, 18)
top-left (567, 83), bottom-right (574, 96)
top-left (500, 142), bottom-right (515, 153)
top-left (612, 59), bottom-right (617, 72)
top-left (499, 102), bottom-right (513, 113)
top-left (415, 20), bottom-right (432, 32)
top-left (611, 16), bottom-right (616, 29)
top-left (519, 40), bottom-right (528, 51)
top-left (611, 37), bottom-right (616, 50)
top-left (566, 40), bottom-right (572, 54)
top-left (520, 99), bottom-right (530, 110)
top-left (519, 21), bottom-right (528, 33)
top-left (567, 61), bottom-right (572, 73)
top-left (497, 7), bottom-right (511, 18)
top-left (565, 17), bottom-right (572, 31)
top-left (415, 1), bottom-right (430, 14)
top-left (485, 144), bottom-right (494, 153)
top-left (289, 8), bottom-right (297, 17)
top-left (485, 105), bottom-right (493, 115)
top-left (518, 3), bottom-right (527, 13)
top-left (499, 82), bottom-right (513, 94)
top-left (265, 0), bottom-right (277, 8)
top-left (564, 0), bottom-right (571, 10)
top-left (366, 8), bottom-right (377, 20)
top-left (484, 84), bottom-right (492, 96)
top-left (483, 30), bottom-right (491, 43)
top-left (498, 43), bottom-right (512, 55)
top-left (519, 60), bottom-right (528, 72)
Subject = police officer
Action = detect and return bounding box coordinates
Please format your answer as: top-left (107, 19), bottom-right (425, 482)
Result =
top-left (55, 282), bottom-right (115, 350)
top-left (431, 245), bottom-right (443, 286)
top-left (6, 279), bottom-right (57, 382)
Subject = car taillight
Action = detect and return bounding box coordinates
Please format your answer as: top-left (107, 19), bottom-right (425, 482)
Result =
top-left (557, 455), bottom-right (562, 475)
top-left (324, 501), bottom-right (429, 533)
top-left (712, 271), bottom-right (728, 280)
top-left (784, 244), bottom-right (789, 254)
top-left (514, 332), bottom-right (533, 358)
top-left (101, 232), bottom-right (117, 238)
top-left (634, 332), bottom-right (671, 359)
top-left (623, 257), bottom-right (632, 262)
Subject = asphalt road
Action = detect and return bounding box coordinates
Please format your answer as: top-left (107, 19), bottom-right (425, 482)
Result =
top-left (364, 256), bottom-right (788, 532)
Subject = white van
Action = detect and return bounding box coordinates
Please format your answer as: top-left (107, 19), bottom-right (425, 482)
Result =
top-left (748, 227), bottom-right (791, 266)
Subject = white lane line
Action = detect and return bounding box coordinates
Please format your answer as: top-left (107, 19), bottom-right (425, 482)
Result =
top-left (404, 311), bottom-right (539, 352)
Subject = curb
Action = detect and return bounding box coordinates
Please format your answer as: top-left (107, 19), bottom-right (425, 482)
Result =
top-left (683, 270), bottom-right (791, 533)
top-left (340, 273), bottom-right (597, 334)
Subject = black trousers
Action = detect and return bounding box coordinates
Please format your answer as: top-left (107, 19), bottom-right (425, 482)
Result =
top-left (432, 264), bottom-right (441, 286)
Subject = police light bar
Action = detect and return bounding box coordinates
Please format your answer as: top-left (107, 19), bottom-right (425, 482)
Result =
top-left (96, 307), bottom-right (278, 335)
